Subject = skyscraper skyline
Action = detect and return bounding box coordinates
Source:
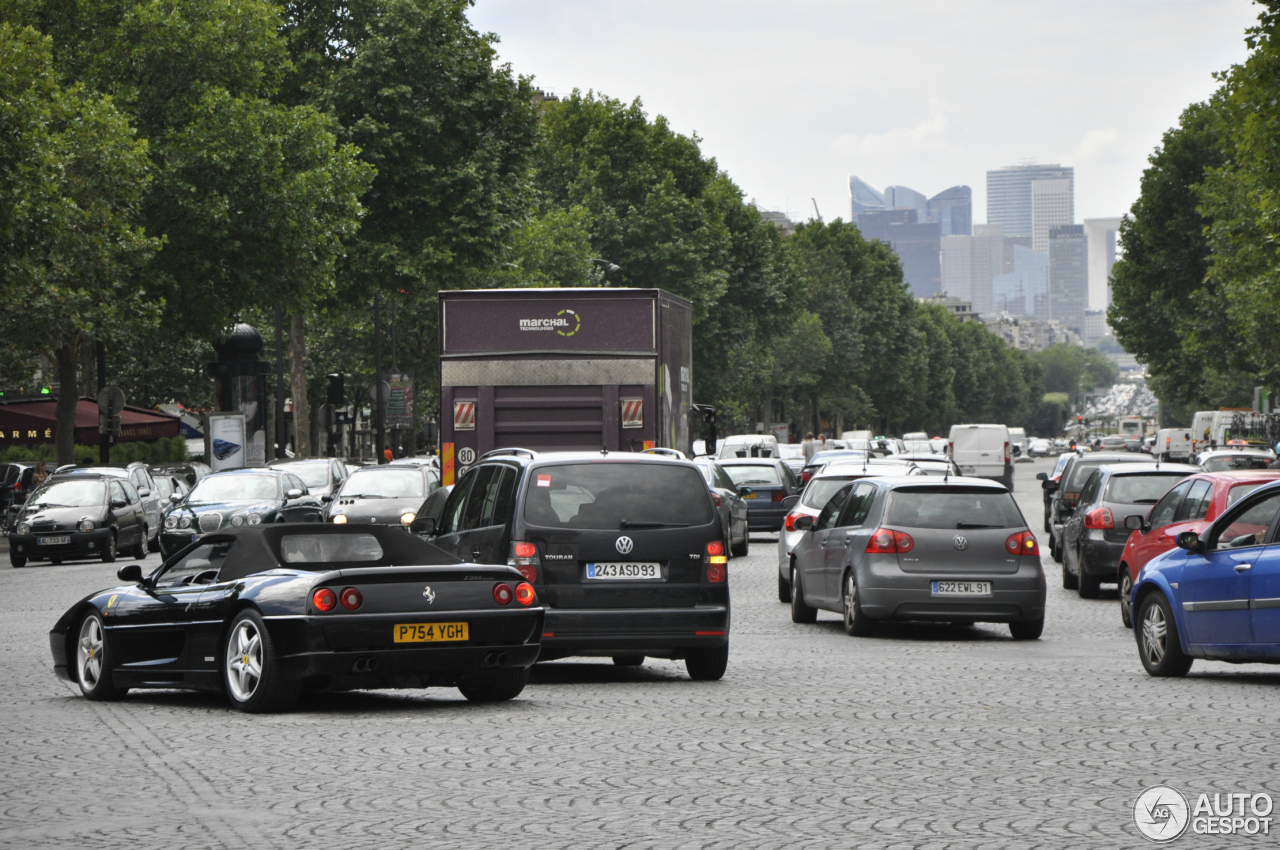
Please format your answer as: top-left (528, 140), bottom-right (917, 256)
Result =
top-left (1048, 224), bottom-right (1088, 333)
top-left (1031, 178), bottom-right (1074, 253)
top-left (986, 163), bottom-right (1075, 238)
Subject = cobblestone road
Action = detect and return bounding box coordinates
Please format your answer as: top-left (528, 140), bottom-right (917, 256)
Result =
top-left (1, 459), bottom-right (1276, 849)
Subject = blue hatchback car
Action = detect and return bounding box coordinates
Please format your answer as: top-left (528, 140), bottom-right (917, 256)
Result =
top-left (1131, 480), bottom-right (1280, 676)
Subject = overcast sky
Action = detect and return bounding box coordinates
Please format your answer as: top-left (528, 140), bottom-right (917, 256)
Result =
top-left (470, 0), bottom-right (1257, 227)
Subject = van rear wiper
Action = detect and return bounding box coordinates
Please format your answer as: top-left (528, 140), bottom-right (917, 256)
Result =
top-left (619, 520), bottom-right (688, 529)
top-left (956, 522), bottom-right (1000, 529)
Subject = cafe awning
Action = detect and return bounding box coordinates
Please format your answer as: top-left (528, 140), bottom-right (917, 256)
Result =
top-left (0, 397), bottom-right (181, 446)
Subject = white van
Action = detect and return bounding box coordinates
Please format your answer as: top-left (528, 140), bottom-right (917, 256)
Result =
top-left (1007, 427), bottom-right (1028, 457)
top-left (1154, 428), bottom-right (1192, 462)
top-left (948, 424), bottom-right (1014, 490)
top-left (841, 430), bottom-right (872, 442)
top-left (1190, 410), bottom-right (1215, 455)
top-left (717, 433), bottom-right (779, 459)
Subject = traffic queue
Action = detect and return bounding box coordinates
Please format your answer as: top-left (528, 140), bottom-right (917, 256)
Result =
top-left (11, 419), bottom-right (1280, 714)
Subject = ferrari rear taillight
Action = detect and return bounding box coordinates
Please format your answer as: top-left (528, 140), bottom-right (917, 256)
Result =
top-left (340, 587), bottom-right (362, 610)
top-left (515, 582), bottom-right (536, 606)
top-left (1085, 508), bottom-right (1115, 529)
top-left (866, 529), bottom-right (914, 554)
top-left (312, 588), bottom-right (337, 612)
top-left (493, 583), bottom-right (513, 605)
top-left (1005, 531), bottom-right (1040, 556)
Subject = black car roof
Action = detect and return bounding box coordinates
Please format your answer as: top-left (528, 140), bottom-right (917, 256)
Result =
top-left (194, 523), bottom-right (462, 582)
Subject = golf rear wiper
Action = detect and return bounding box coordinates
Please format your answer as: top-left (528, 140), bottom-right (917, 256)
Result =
top-left (619, 520), bottom-right (688, 528)
top-left (956, 522), bottom-right (1000, 529)
top-left (1131, 499), bottom-right (1160, 504)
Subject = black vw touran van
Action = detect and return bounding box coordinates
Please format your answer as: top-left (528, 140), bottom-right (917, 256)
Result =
top-left (422, 450), bottom-right (730, 680)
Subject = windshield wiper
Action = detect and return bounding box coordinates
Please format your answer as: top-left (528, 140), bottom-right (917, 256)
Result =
top-left (619, 520), bottom-right (688, 529)
top-left (1131, 499), bottom-right (1160, 504)
top-left (956, 522), bottom-right (1000, 529)
top-left (31, 503), bottom-right (72, 509)
top-left (345, 493), bottom-right (385, 499)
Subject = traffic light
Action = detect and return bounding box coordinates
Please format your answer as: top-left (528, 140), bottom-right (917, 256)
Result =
top-left (327, 373), bottom-right (345, 406)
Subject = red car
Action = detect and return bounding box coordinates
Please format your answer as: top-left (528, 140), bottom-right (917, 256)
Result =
top-left (1117, 470), bottom-right (1280, 627)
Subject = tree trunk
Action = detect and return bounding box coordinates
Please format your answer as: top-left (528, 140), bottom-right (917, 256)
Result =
top-left (55, 345), bottom-right (79, 466)
top-left (289, 312), bottom-right (311, 457)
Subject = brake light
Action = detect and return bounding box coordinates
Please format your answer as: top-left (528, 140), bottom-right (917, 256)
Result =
top-left (514, 542), bottom-right (537, 558)
top-left (711, 491), bottom-right (723, 507)
top-left (1004, 441), bottom-right (1011, 463)
top-left (1084, 508), bottom-right (1115, 529)
top-left (340, 587), bottom-right (363, 610)
top-left (1006, 531), bottom-right (1040, 555)
top-left (784, 510), bottom-right (805, 532)
top-left (493, 583), bottom-right (513, 605)
top-left (801, 470), bottom-right (813, 482)
top-left (865, 529), bottom-right (914, 554)
top-left (515, 582), bottom-right (536, 606)
top-left (706, 562), bottom-right (726, 583)
top-left (508, 541), bottom-right (540, 582)
top-left (312, 588), bottom-right (337, 612)
top-left (772, 490), bottom-right (785, 502)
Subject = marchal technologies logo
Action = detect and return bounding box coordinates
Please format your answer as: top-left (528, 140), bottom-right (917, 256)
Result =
top-left (1135, 785), bottom-right (1190, 842)
top-left (518, 308), bottom-right (581, 337)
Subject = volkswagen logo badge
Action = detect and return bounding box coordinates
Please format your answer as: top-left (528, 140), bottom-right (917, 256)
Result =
top-left (615, 536), bottom-right (634, 555)
top-left (953, 536), bottom-right (969, 551)
top-left (422, 586), bottom-right (435, 604)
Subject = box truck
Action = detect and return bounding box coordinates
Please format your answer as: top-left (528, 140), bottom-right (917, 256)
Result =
top-left (438, 288), bottom-right (694, 485)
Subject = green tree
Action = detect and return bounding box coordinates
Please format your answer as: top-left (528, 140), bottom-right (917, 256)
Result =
top-left (0, 24), bottom-right (160, 463)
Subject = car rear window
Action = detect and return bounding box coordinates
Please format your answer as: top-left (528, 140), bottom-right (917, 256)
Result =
top-left (1104, 473), bottom-right (1189, 505)
top-left (280, 533), bottom-right (384, 563)
top-left (1227, 482), bottom-right (1270, 506)
top-left (885, 486), bottom-right (1023, 529)
top-left (802, 478), bottom-right (853, 509)
top-left (1204, 455), bottom-right (1274, 472)
top-left (721, 464), bottom-right (782, 486)
top-left (1065, 459), bottom-right (1141, 491)
top-left (523, 463), bottom-right (715, 529)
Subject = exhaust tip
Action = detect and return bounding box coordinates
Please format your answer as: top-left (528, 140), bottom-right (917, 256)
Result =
top-left (496, 653), bottom-right (509, 666)
top-left (366, 657), bottom-right (378, 671)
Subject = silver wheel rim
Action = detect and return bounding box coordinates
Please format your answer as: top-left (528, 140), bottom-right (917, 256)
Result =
top-left (77, 616), bottom-right (104, 689)
top-left (1120, 574), bottom-right (1132, 622)
top-left (1142, 602), bottom-right (1166, 665)
top-left (106, 534), bottom-right (115, 558)
top-left (844, 576), bottom-right (856, 628)
top-left (226, 620), bottom-right (263, 701)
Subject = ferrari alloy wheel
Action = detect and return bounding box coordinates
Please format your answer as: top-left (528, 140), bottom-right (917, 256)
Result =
top-left (223, 610), bottom-right (297, 713)
top-left (76, 612), bottom-right (124, 700)
top-left (842, 573), bottom-right (876, 637)
top-left (1137, 593), bottom-right (1192, 678)
top-left (1118, 570), bottom-right (1133, 628)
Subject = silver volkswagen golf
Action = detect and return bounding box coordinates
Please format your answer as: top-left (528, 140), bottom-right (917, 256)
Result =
top-left (787, 477), bottom-right (1046, 639)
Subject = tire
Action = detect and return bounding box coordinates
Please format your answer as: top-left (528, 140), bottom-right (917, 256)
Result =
top-left (458, 667), bottom-right (530, 702)
top-left (147, 529), bottom-right (160, 553)
top-left (1119, 568), bottom-right (1134, 629)
top-left (1050, 535), bottom-right (1062, 563)
top-left (612, 654), bottom-right (644, 667)
top-left (841, 572), bottom-right (876, 637)
top-left (1136, 592), bottom-right (1193, 677)
top-left (1077, 564), bottom-right (1101, 599)
top-left (777, 567), bottom-right (791, 603)
top-left (100, 531), bottom-right (117, 564)
top-left (1043, 503), bottom-right (1051, 533)
top-left (49, 557), bottom-right (62, 566)
top-left (223, 609), bottom-right (298, 713)
top-left (76, 611), bottom-right (126, 700)
top-left (789, 567), bottom-right (817, 624)
top-left (131, 529), bottom-right (147, 561)
top-left (1061, 560), bottom-right (1078, 590)
top-left (1009, 618), bottom-right (1044, 640)
top-left (685, 642), bottom-right (729, 681)
top-left (731, 529), bottom-right (748, 558)
top-left (9, 553), bottom-right (25, 569)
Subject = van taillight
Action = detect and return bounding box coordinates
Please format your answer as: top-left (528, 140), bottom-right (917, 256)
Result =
top-left (508, 541), bottom-right (539, 582)
top-left (711, 492), bottom-right (723, 507)
top-left (1004, 441), bottom-right (1011, 463)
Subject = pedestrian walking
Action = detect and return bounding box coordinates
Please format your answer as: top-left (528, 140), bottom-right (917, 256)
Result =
top-left (802, 432), bottom-right (817, 464)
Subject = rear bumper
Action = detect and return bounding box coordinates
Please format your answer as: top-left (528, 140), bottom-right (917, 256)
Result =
top-left (778, 528), bottom-right (805, 574)
top-left (279, 643), bottom-right (542, 689)
top-left (858, 559), bottom-right (1045, 624)
top-left (745, 504), bottom-right (787, 531)
top-left (8, 528), bottom-right (113, 560)
top-left (1081, 534), bottom-right (1126, 577)
top-left (541, 604), bottom-right (730, 656)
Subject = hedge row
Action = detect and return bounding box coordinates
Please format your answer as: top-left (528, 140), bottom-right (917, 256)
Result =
top-left (0, 436), bottom-right (190, 466)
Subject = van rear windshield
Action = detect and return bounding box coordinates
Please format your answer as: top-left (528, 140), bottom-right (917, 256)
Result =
top-left (523, 463), bottom-right (715, 529)
top-left (885, 487), bottom-right (1023, 529)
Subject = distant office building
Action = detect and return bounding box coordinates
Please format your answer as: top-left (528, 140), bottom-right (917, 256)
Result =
top-left (1031, 179), bottom-right (1074, 253)
top-left (884, 185), bottom-right (928, 222)
top-left (982, 313), bottom-right (1082, 352)
top-left (941, 224), bottom-right (1003, 315)
top-left (940, 235), bottom-right (973, 303)
top-left (753, 202), bottom-right (796, 237)
top-left (918, 294), bottom-right (978, 323)
top-left (1083, 217), bottom-right (1122, 309)
top-left (1002, 235), bottom-right (1033, 275)
top-left (849, 176), bottom-right (886, 216)
top-left (1084, 309), bottom-right (1110, 346)
top-left (991, 244), bottom-right (1048, 318)
top-left (857, 209), bottom-right (941, 297)
top-left (929, 186), bottom-right (973, 237)
top-left (987, 163), bottom-right (1074, 238)
top-left (1048, 224), bottom-right (1087, 332)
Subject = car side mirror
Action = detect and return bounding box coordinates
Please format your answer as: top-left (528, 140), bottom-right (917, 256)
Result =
top-left (116, 564), bottom-right (143, 583)
top-left (321, 494), bottom-right (333, 503)
top-left (286, 488), bottom-right (303, 499)
top-left (794, 515), bottom-right (814, 531)
top-left (111, 498), bottom-right (128, 509)
top-left (137, 487), bottom-right (151, 497)
top-left (781, 494), bottom-right (800, 510)
top-left (1124, 515), bottom-right (1144, 531)
top-left (1035, 472), bottom-right (1048, 481)
top-left (411, 516), bottom-right (436, 535)
top-left (1175, 530), bottom-right (1203, 552)
top-left (169, 492), bottom-right (183, 504)
top-left (737, 486), bottom-right (754, 497)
